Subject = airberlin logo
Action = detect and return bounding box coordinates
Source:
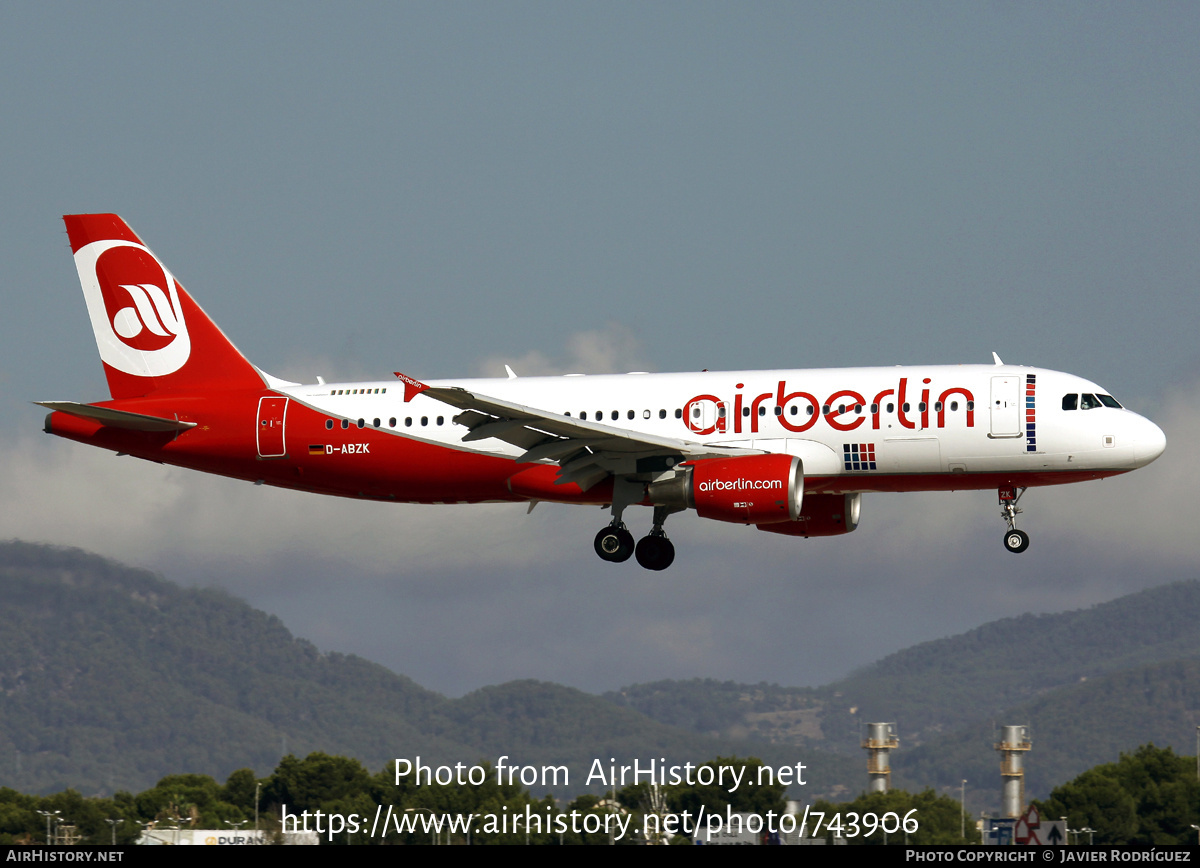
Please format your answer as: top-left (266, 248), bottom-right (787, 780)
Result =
top-left (683, 378), bottom-right (976, 436)
top-left (111, 283), bottom-right (184, 342)
top-left (74, 238), bottom-right (191, 378)
top-left (697, 478), bottom-right (782, 492)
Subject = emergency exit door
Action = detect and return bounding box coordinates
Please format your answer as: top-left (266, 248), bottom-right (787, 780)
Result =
top-left (256, 396), bottom-right (288, 458)
top-left (989, 377), bottom-right (1021, 438)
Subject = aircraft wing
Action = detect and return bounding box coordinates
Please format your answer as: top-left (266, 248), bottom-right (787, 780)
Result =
top-left (414, 379), bottom-right (759, 491)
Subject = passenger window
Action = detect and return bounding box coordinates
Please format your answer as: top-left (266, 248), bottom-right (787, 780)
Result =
top-left (659, 409), bottom-right (666, 419)
top-left (389, 417), bottom-right (396, 427)
top-left (341, 419), bottom-right (349, 429)
top-left (421, 417), bottom-right (428, 426)
top-left (870, 403), bottom-right (878, 414)
top-left (950, 401), bottom-right (958, 411)
top-left (373, 418), bottom-right (380, 428)
top-left (643, 410), bottom-right (650, 419)
top-left (718, 407), bottom-right (726, 417)
top-left (774, 406), bottom-right (782, 416)
top-left (357, 418), bottom-right (365, 428)
top-left (966, 401), bottom-right (974, 411)
top-left (1062, 394), bottom-right (1078, 411)
top-left (581, 411), bottom-right (588, 421)
top-left (742, 407), bottom-right (750, 417)
top-left (627, 410), bottom-right (635, 420)
top-left (437, 416), bottom-right (444, 425)
top-left (934, 402), bottom-right (942, 412)
top-left (758, 406), bottom-right (766, 416)
top-left (325, 419), bottom-right (334, 430)
top-left (405, 418), bottom-right (412, 427)
top-left (675, 409), bottom-right (682, 419)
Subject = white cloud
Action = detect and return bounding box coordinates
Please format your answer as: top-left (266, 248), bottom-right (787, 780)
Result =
top-left (0, 436), bottom-right (564, 576)
top-left (1038, 380), bottom-right (1198, 566)
top-left (475, 323), bottom-right (646, 377)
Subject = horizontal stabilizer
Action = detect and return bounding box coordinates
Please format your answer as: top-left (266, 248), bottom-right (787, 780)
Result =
top-left (36, 401), bottom-right (197, 432)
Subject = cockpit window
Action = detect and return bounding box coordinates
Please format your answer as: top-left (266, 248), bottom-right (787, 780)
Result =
top-left (1098, 394), bottom-right (1122, 408)
top-left (1062, 394), bottom-right (1078, 411)
top-left (1080, 393), bottom-right (1101, 410)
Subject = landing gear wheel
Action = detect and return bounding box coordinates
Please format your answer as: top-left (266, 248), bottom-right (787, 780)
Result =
top-left (1004, 529), bottom-right (1030, 554)
top-left (594, 526), bottom-right (635, 562)
top-left (635, 534), bottom-right (675, 571)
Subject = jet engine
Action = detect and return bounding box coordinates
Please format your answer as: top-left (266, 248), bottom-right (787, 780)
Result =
top-left (755, 493), bottom-right (861, 537)
top-left (646, 454), bottom-right (803, 525)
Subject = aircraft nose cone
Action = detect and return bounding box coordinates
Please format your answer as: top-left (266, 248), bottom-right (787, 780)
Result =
top-left (1133, 418), bottom-right (1166, 466)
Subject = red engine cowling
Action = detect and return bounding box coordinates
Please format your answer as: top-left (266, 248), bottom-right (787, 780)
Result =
top-left (756, 493), bottom-right (861, 537)
top-left (667, 454), bottom-right (804, 525)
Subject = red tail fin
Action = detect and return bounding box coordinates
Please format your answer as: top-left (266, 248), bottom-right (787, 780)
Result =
top-left (64, 214), bottom-right (264, 399)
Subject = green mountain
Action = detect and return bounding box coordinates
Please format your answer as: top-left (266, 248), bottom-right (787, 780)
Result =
top-left (892, 657), bottom-right (1200, 798)
top-left (7, 538), bottom-right (1195, 804)
top-left (605, 580), bottom-right (1200, 803)
top-left (0, 542), bottom-right (850, 796)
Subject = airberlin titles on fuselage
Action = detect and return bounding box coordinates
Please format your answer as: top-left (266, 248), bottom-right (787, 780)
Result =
top-left (681, 376), bottom-right (975, 436)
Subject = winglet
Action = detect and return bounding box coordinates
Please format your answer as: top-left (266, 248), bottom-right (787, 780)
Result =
top-left (393, 372), bottom-right (430, 402)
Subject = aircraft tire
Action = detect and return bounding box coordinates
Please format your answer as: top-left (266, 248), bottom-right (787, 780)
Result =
top-left (1003, 529), bottom-right (1030, 554)
top-left (595, 526), bottom-right (635, 562)
top-left (635, 535), bottom-right (675, 571)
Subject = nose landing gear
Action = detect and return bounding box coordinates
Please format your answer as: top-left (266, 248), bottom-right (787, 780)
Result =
top-left (999, 486), bottom-right (1030, 553)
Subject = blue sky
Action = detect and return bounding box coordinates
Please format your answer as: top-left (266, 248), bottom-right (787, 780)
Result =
top-left (1, 3), bottom-right (1198, 699)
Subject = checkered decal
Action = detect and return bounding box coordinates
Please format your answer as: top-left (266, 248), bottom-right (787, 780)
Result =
top-left (1025, 374), bottom-right (1037, 452)
top-left (843, 443), bottom-right (877, 471)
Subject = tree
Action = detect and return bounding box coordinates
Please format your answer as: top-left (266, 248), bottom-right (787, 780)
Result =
top-left (1035, 744), bottom-right (1200, 845)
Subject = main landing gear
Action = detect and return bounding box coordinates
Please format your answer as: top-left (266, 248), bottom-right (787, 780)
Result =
top-left (999, 486), bottom-right (1030, 553)
top-left (595, 501), bottom-right (678, 571)
top-left (594, 523), bottom-right (635, 562)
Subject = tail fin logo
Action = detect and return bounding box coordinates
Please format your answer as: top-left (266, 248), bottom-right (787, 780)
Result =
top-left (113, 283), bottom-right (184, 342)
top-left (74, 239), bottom-right (192, 377)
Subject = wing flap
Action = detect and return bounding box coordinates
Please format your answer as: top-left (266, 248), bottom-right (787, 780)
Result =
top-left (416, 382), bottom-right (761, 492)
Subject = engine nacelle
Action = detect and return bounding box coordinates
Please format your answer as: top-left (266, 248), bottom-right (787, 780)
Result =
top-left (756, 493), bottom-right (861, 537)
top-left (648, 454), bottom-right (803, 525)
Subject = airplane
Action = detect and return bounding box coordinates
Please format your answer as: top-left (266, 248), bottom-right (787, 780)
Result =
top-left (41, 214), bottom-right (1167, 570)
